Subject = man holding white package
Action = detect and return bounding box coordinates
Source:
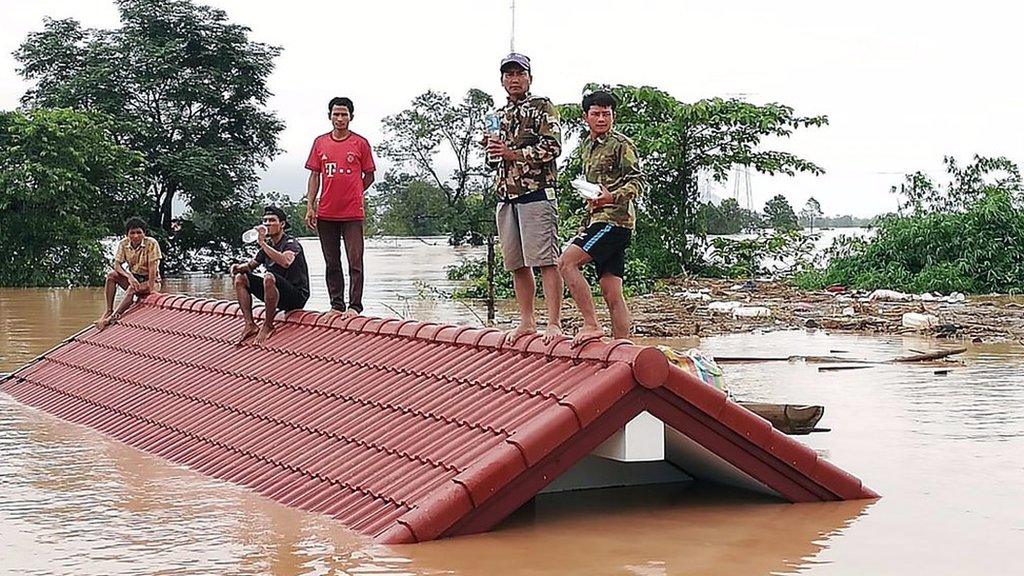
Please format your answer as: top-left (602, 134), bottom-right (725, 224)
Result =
top-left (558, 90), bottom-right (648, 345)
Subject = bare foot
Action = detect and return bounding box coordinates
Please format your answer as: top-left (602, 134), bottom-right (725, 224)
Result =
top-left (341, 308), bottom-right (360, 319)
top-left (505, 323), bottom-right (537, 344)
top-left (253, 324), bottom-right (276, 345)
top-left (572, 326), bottom-right (605, 347)
top-left (542, 324), bottom-right (563, 344)
top-left (236, 322), bottom-right (259, 345)
top-left (94, 313), bottom-right (112, 332)
top-left (325, 308), bottom-right (344, 316)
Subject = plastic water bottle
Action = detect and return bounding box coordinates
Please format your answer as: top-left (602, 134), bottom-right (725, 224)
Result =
top-left (485, 112), bottom-right (501, 162)
top-left (241, 225), bottom-right (266, 244)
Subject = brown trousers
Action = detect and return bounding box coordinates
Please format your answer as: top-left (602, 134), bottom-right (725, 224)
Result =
top-left (317, 219), bottom-right (364, 313)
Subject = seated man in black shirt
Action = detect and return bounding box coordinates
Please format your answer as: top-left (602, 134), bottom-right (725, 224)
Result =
top-left (230, 205), bottom-right (311, 344)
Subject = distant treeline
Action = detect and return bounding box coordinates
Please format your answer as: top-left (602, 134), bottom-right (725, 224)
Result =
top-left (698, 195), bottom-right (874, 236)
top-left (799, 214), bottom-right (875, 229)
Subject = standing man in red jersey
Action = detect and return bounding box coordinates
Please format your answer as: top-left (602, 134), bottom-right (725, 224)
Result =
top-left (305, 97), bottom-right (376, 317)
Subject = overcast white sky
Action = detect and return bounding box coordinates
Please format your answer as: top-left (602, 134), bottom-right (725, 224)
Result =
top-left (2, 0), bottom-right (1022, 216)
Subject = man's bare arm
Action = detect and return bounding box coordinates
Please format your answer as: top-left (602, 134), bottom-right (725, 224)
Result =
top-left (230, 258), bottom-right (260, 275)
top-left (147, 261), bottom-right (160, 290)
top-left (305, 170), bottom-right (320, 230)
top-left (259, 243), bottom-right (296, 269)
top-left (362, 170), bottom-right (375, 191)
top-left (112, 261), bottom-right (137, 287)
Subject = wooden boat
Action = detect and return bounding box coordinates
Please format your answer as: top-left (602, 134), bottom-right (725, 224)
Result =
top-left (740, 402), bottom-right (826, 435)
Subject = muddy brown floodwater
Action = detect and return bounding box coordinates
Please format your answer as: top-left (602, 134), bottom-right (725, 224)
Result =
top-left (2, 237), bottom-right (1022, 575)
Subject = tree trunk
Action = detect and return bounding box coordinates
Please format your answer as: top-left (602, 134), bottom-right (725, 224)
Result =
top-left (160, 188), bottom-right (174, 232)
top-left (149, 181), bottom-right (163, 231)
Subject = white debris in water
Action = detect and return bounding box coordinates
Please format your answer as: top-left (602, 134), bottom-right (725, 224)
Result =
top-left (733, 306), bottom-right (772, 318)
top-left (708, 301), bottom-right (742, 313)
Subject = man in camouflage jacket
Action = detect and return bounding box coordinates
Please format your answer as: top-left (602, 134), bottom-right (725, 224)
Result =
top-left (557, 90), bottom-right (649, 344)
top-left (486, 53), bottom-right (564, 342)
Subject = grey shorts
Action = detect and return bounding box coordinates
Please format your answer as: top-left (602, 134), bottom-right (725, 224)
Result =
top-left (496, 199), bottom-right (559, 271)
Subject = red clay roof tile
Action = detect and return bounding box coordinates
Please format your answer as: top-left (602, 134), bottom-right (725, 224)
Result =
top-left (1, 294), bottom-right (877, 543)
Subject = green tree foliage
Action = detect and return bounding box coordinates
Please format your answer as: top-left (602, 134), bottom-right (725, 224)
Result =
top-left (763, 194), bottom-right (800, 231)
top-left (15, 0), bottom-right (284, 272)
top-left (701, 197), bottom-right (760, 234)
top-left (816, 214), bottom-right (874, 228)
top-left (372, 173), bottom-right (449, 236)
top-left (558, 85), bottom-right (827, 277)
top-left (251, 191), bottom-right (315, 238)
top-left (447, 252), bottom-right (515, 300)
top-left (378, 89), bottom-right (496, 244)
top-left (895, 155), bottom-right (1022, 214)
top-left (799, 197), bottom-right (823, 231)
top-left (705, 230), bottom-right (817, 279)
top-left (0, 109), bottom-right (144, 286)
top-left (798, 156), bottom-right (1024, 293)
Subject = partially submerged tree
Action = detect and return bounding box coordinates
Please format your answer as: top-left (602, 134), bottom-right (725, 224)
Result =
top-left (800, 197), bottom-right (823, 231)
top-left (15, 0), bottom-right (284, 271)
top-left (895, 155), bottom-right (1022, 215)
top-left (0, 109), bottom-right (144, 286)
top-left (378, 89), bottom-right (495, 244)
top-left (702, 197), bottom-right (760, 235)
top-left (763, 194), bottom-right (800, 231)
top-left (801, 156), bottom-right (1024, 294)
top-left (559, 85), bottom-right (827, 276)
top-left (372, 173), bottom-right (450, 237)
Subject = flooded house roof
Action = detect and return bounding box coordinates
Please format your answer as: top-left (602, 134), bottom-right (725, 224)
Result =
top-left (0, 294), bottom-right (877, 543)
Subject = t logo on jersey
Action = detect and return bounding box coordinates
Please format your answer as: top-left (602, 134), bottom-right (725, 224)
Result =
top-left (324, 162), bottom-right (337, 177)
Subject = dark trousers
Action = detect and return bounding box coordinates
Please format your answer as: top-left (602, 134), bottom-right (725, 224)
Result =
top-left (317, 219), bottom-right (364, 313)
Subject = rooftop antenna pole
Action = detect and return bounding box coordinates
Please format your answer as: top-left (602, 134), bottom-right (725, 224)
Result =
top-left (510, 0), bottom-right (516, 52)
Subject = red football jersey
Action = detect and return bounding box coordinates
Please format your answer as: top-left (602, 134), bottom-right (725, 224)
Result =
top-left (305, 132), bottom-right (376, 221)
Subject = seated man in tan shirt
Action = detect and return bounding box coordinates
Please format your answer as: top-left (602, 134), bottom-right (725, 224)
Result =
top-left (95, 217), bottom-right (162, 330)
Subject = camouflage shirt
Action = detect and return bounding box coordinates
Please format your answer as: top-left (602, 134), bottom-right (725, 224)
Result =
top-left (580, 129), bottom-right (647, 229)
top-left (489, 93), bottom-right (562, 201)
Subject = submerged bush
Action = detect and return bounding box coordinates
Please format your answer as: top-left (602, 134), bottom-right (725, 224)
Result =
top-left (800, 156), bottom-right (1024, 294)
top-left (447, 249), bottom-right (655, 299)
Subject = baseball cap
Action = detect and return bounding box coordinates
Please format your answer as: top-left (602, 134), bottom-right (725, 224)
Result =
top-left (263, 205), bottom-right (289, 228)
top-left (499, 52), bottom-right (531, 73)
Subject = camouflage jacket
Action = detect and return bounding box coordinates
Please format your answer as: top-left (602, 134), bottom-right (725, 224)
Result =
top-left (580, 129), bottom-right (647, 229)
top-left (489, 93), bottom-right (562, 201)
